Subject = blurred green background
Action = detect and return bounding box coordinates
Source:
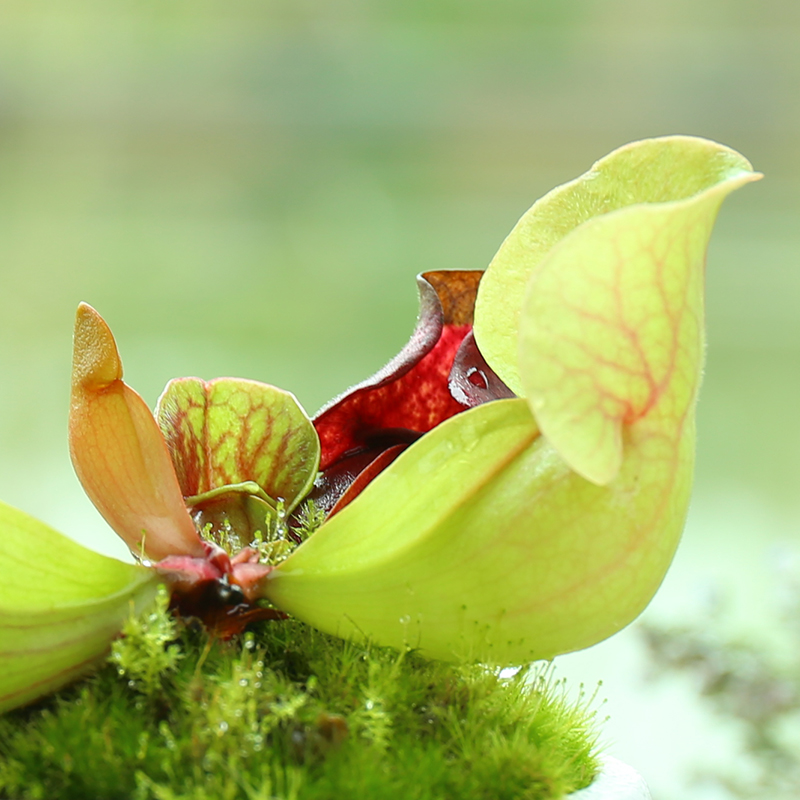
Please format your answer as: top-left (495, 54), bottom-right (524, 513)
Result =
top-left (1, 1), bottom-right (798, 797)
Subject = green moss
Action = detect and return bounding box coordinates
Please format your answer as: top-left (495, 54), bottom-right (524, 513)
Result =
top-left (0, 591), bottom-right (601, 800)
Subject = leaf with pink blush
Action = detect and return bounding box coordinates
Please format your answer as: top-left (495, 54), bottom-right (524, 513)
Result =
top-left (518, 164), bottom-right (760, 485)
top-left (475, 136), bottom-right (763, 402)
top-left (156, 378), bottom-right (319, 515)
top-left (69, 304), bottom-right (204, 562)
top-left (502, 137), bottom-right (762, 484)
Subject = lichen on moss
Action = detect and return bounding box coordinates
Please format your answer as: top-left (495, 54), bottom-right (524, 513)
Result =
top-left (0, 593), bottom-right (602, 800)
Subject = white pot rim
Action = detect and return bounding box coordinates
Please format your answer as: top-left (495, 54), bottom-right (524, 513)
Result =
top-left (567, 756), bottom-right (651, 800)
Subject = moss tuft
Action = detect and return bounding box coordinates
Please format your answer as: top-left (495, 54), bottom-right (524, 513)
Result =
top-left (0, 595), bottom-right (601, 800)
top-left (109, 589), bottom-right (183, 697)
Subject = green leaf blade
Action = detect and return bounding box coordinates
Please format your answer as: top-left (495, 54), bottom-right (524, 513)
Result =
top-left (0, 501), bottom-right (158, 714)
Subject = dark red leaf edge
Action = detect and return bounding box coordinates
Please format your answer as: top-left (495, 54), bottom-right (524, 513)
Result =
top-left (306, 270), bottom-right (514, 518)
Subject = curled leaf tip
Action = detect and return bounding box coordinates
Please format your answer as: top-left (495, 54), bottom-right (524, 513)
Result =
top-left (72, 301), bottom-right (123, 390)
top-left (474, 135), bottom-right (761, 485)
top-left (520, 145), bottom-right (759, 485)
top-left (474, 135), bottom-right (761, 403)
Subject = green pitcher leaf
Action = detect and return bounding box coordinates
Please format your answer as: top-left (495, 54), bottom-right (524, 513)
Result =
top-left (0, 501), bottom-right (158, 713)
top-left (156, 378), bottom-right (320, 514)
top-left (473, 136), bottom-right (760, 398)
top-left (262, 137), bottom-right (761, 664)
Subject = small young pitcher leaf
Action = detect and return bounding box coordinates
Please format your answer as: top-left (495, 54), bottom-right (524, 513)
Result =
top-left (157, 378), bottom-right (320, 513)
